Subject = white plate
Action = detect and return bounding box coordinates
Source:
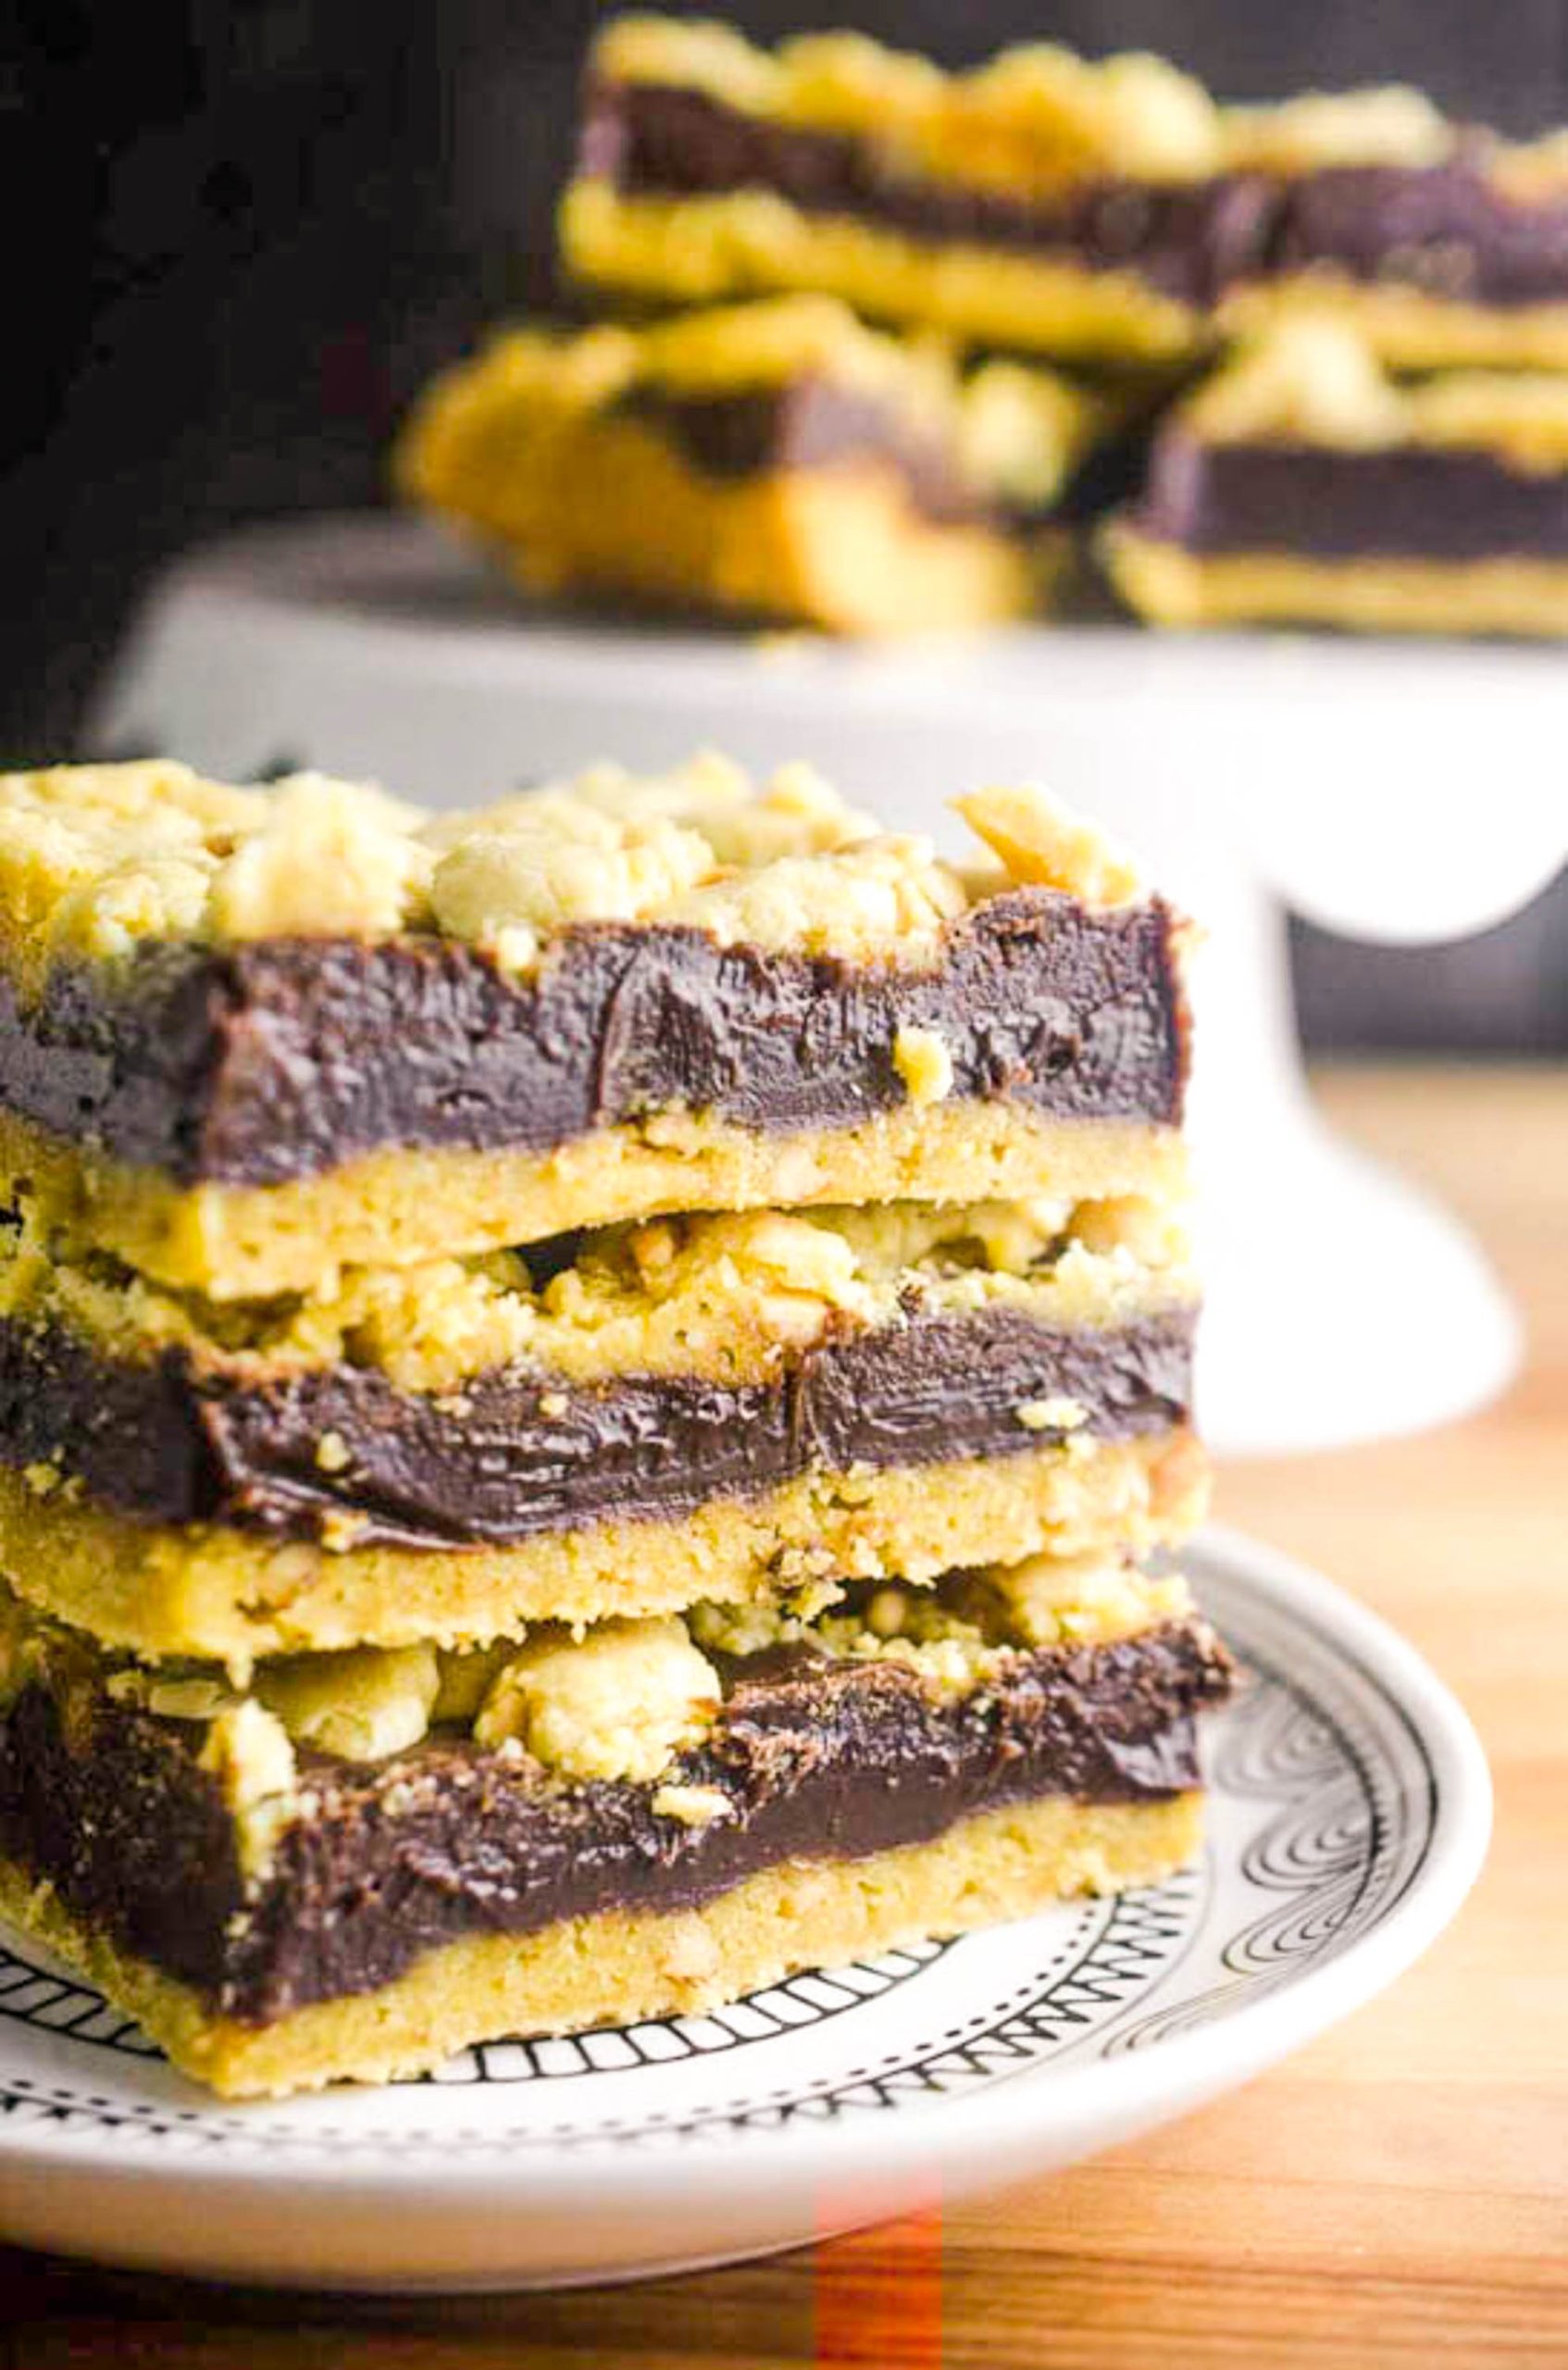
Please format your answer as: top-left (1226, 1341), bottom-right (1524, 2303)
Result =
top-left (0, 1527), bottom-right (1489, 2291)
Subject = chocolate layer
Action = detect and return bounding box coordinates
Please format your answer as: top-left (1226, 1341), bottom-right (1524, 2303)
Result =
top-left (1129, 430), bottom-right (1568, 561)
top-left (0, 1302), bottom-right (1195, 1548)
top-left (1271, 160), bottom-right (1568, 312)
top-left (0, 1619), bottom-right (1231, 2021)
top-left (581, 78), bottom-right (1274, 307)
top-left (0, 892), bottom-right (1188, 1189)
top-left (617, 377), bottom-right (1022, 528)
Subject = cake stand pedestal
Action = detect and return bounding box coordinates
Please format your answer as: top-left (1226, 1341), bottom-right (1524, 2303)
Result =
top-left (88, 515), bottom-right (1568, 1455)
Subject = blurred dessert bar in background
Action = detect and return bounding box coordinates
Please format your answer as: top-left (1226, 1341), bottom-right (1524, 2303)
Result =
top-left (1104, 320), bottom-right (1568, 634)
top-left (399, 296), bottom-right (1113, 630)
top-left (563, 18), bottom-right (1568, 377)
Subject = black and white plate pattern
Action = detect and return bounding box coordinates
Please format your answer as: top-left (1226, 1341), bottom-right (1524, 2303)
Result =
top-left (0, 1528), bottom-right (1489, 2290)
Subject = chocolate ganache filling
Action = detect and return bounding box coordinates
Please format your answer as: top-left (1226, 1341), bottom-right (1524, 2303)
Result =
top-left (0, 892), bottom-right (1188, 1188)
top-left (0, 1302), bottom-right (1196, 1547)
top-left (0, 1620), bottom-right (1232, 2020)
top-left (1130, 430), bottom-right (1568, 561)
top-left (581, 78), bottom-right (1275, 308)
top-left (1270, 161), bottom-right (1568, 311)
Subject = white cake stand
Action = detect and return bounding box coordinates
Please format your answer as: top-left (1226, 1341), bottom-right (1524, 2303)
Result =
top-left (86, 515), bottom-right (1568, 1455)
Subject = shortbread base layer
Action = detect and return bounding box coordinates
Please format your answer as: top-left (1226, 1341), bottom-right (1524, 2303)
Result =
top-left (466, 433), bottom-right (1053, 633)
top-left (0, 1791), bottom-right (1203, 2097)
top-left (561, 181), bottom-right (1206, 363)
top-left (1102, 527), bottom-right (1568, 637)
top-left (1217, 278), bottom-right (1568, 373)
top-left (0, 1428), bottom-right (1207, 1669)
top-left (0, 1103), bottom-right (1188, 1301)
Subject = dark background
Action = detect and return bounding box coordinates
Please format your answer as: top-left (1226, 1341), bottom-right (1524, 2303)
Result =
top-left (5, 0), bottom-right (1565, 1051)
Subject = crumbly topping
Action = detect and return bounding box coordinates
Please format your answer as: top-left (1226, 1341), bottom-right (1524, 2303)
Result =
top-left (651, 1782), bottom-right (735, 1826)
top-left (429, 805), bottom-right (713, 949)
top-left (1015, 1396), bottom-right (1088, 1432)
top-left (1220, 87), bottom-right (1454, 174)
top-left (398, 296), bottom-right (1104, 550)
top-left (0, 755), bottom-right (1148, 991)
top-left (5, 1186), bottom-right (1196, 1397)
top-left (106, 1671), bottom-right (243, 1722)
top-left (892, 1025), bottom-right (954, 1108)
top-left (0, 1559), bottom-right (1193, 1818)
top-left (662, 834), bottom-right (968, 962)
top-left (591, 18), bottom-right (1222, 183)
top-left (255, 1642), bottom-right (442, 1763)
top-left (952, 785), bottom-right (1141, 906)
top-left (1180, 320), bottom-right (1568, 469)
top-left (206, 776), bottom-right (435, 942)
top-left (1181, 321), bottom-right (1412, 449)
top-left (691, 1551), bottom-right (1189, 1687)
top-left (473, 1615), bottom-right (722, 1783)
top-left (197, 1701), bottom-right (298, 1882)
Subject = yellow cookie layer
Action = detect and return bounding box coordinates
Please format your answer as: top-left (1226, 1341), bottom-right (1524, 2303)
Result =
top-left (0, 1103), bottom-right (1189, 1302)
top-left (442, 427), bottom-right (1052, 634)
top-left (1103, 524), bottom-right (1568, 637)
top-left (561, 181), bottom-right (1208, 364)
top-left (0, 1428), bottom-right (1208, 1676)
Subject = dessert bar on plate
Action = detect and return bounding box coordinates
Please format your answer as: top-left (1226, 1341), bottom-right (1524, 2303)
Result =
top-left (399, 295), bottom-right (1109, 632)
top-left (1104, 319), bottom-right (1568, 636)
top-left (0, 759), bottom-right (1190, 1298)
top-left (0, 1562), bottom-right (1230, 2097)
top-left (0, 1191), bottom-right (1204, 1665)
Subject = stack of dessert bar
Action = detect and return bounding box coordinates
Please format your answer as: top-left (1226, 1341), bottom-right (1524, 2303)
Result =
top-left (405, 12), bottom-right (1568, 639)
top-left (0, 756), bottom-right (1227, 2096)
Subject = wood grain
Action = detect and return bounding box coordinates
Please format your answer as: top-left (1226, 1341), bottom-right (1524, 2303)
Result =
top-left (2, 1066), bottom-right (1564, 2367)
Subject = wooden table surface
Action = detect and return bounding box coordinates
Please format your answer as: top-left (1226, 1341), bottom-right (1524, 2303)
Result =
top-left (2, 1066), bottom-right (1563, 2367)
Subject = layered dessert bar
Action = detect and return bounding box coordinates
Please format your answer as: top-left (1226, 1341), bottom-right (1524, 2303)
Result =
top-left (1103, 320), bottom-right (1568, 635)
top-left (0, 1562), bottom-right (1231, 2095)
top-left (0, 1189), bottom-right (1204, 1666)
top-left (398, 296), bottom-right (1108, 632)
top-left (0, 761), bottom-right (1191, 1299)
top-left (0, 755), bottom-right (1218, 2097)
top-left (562, 19), bottom-right (1568, 375)
top-left (561, 18), bottom-right (1259, 363)
top-left (1217, 93), bottom-right (1568, 371)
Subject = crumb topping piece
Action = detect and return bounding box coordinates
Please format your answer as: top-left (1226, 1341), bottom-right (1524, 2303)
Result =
top-left (473, 1616), bottom-right (722, 1783)
top-left (1219, 86), bottom-right (1454, 174)
top-left (1180, 321), bottom-right (1568, 469)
